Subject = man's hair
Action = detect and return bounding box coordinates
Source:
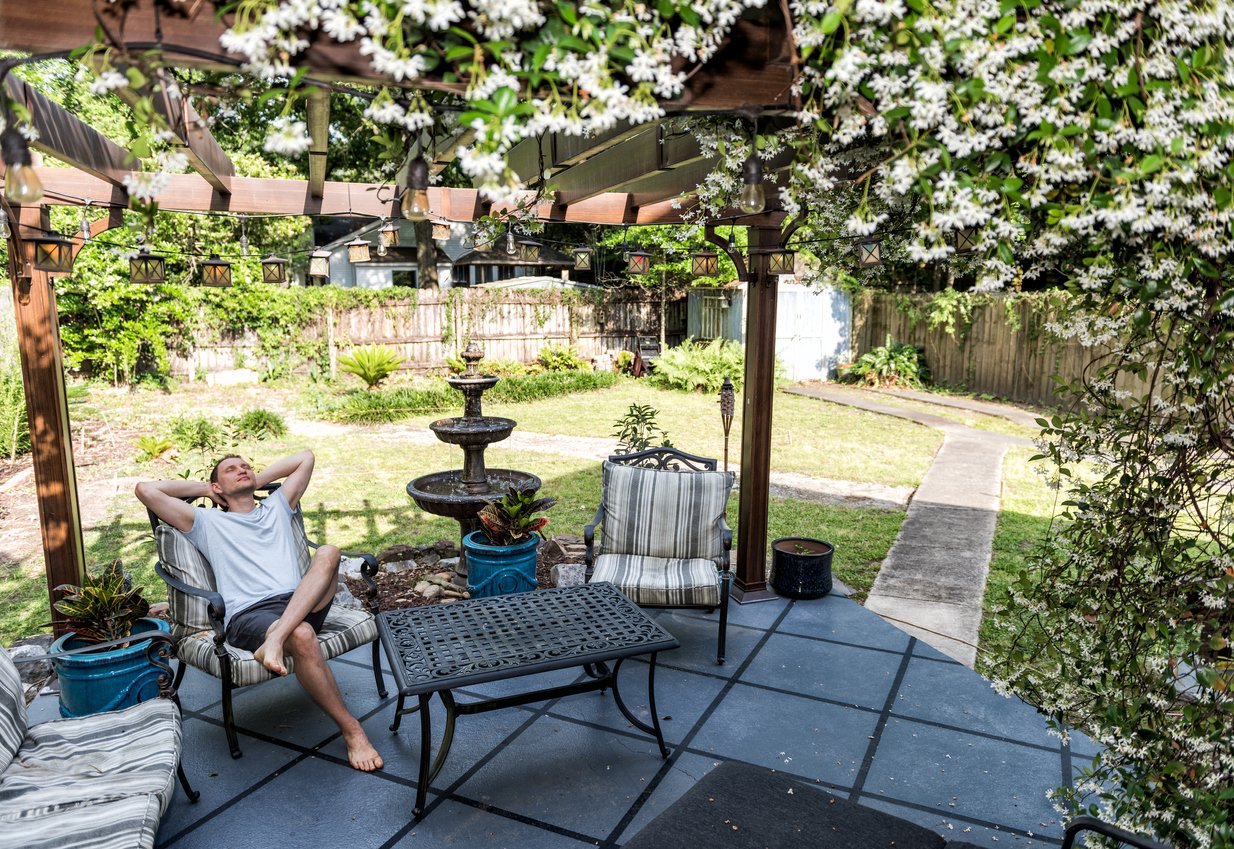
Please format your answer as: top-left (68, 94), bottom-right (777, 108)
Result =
top-left (210, 454), bottom-right (244, 484)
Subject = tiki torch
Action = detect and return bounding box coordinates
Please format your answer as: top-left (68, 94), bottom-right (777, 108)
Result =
top-left (719, 376), bottom-right (735, 473)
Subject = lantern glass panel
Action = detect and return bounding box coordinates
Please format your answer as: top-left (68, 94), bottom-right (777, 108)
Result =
top-left (130, 250), bottom-right (166, 284)
top-left (261, 256), bottom-right (288, 284)
top-left (431, 222), bottom-right (451, 241)
top-left (955, 228), bottom-right (978, 253)
top-left (33, 237), bottom-right (74, 274)
top-left (346, 239), bottom-right (371, 264)
top-left (201, 256), bottom-right (232, 287)
top-left (378, 222), bottom-right (400, 248)
top-left (858, 240), bottom-right (882, 267)
top-left (767, 250), bottom-right (795, 275)
top-left (627, 251), bottom-right (652, 275)
top-left (572, 247), bottom-right (593, 271)
top-left (691, 251), bottom-right (719, 277)
top-left (309, 249), bottom-right (331, 278)
top-left (517, 239), bottom-right (542, 263)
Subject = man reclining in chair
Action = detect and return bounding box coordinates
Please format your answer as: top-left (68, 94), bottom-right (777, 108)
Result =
top-left (136, 449), bottom-right (383, 772)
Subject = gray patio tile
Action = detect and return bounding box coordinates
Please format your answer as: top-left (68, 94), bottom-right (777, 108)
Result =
top-left (892, 657), bottom-right (1056, 749)
top-left (740, 631), bottom-right (904, 710)
top-left (861, 798), bottom-right (1057, 849)
top-left (456, 714), bottom-right (673, 838)
top-left (779, 595), bottom-right (912, 653)
top-left (453, 665), bottom-right (591, 700)
top-left (690, 682), bottom-right (878, 787)
top-left (863, 717), bottom-right (1065, 838)
top-left (547, 663), bottom-right (727, 745)
top-left (648, 613), bottom-right (763, 672)
top-left (913, 638), bottom-right (968, 665)
top-left (673, 595), bottom-right (790, 631)
top-left (25, 691), bottom-right (64, 725)
top-left (1064, 728), bottom-right (1101, 758)
top-left (613, 752), bottom-right (721, 843)
top-left (389, 799), bottom-right (597, 848)
top-left (158, 755), bottom-right (412, 849)
top-left (159, 717), bottom-right (301, 837)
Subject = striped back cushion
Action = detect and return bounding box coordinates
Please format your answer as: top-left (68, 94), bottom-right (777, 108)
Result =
top-left (600, 461), bottom-right (734, 561)
top-left (155, 525), bottom-right (217, 639)
top-left (0, 647), bottom-right (27, 773)
top-left (289, 509), bottom-right (313, 577)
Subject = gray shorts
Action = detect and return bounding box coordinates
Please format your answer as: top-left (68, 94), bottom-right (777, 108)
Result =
top-left (225, 592), bottom-right (332, 652)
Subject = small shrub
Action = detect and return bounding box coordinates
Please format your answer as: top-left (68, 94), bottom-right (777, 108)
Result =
top-left (170, 415), bottom-right (223, 454)
top-left (227, 408), bottom-right (288, 440)
top-left (477, 486), bottom-right (557, 545)
top-left (135, 435), bottom-right (176, 462)
top-left (536, 344), bottom-right (591, 372)
top-left (648, 337), bottom-right (745, 393)
top-left (838, 336), bottom-right (930, 388)
top-left (0, 338), bottom-right (28, 462)
top-left (485, 370), bottom-right (618, 404)
top-left (447, 354), bottom-right (529, 377)
top-left (615, 350), bottom-right (634, 374)
top-left (339, 344), bottom-right (404, 389)
top-left (612, 403), bottom-right (673, 454)
top-left (326, 385), bottom-right (459, 424)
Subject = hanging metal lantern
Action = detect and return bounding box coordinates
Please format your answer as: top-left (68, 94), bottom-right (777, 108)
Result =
top-left (30, 232), bottom-right (75, 274)
top-left (626, 249), bottom-right (653, 276)
top-left (200, 254), bottom-right (232, 287)
top-left (346, 237), bottom-right (371, 264)
top-left (857, 239), bottom-right (882, 267)
top-left (572, 245), bottom-right (593, 271)
top-left (261, 254), bottom-right (289, 285)
top-left (378, 220), bottom-right (400, 249)
top-left (767, 249), bottom-right (795, 275)
top-left (517, 237), bottom-right (542, 263)
top-left (309, 247), bottom-right (331, 279)
top-left (691, 250), bottom-right (719, 277)
top-left (955, 227), bottom-right (978, 254)
top-left (130, 247), bottom-right (166, 284)
top-left (432, 221), bottom-right (452, 241)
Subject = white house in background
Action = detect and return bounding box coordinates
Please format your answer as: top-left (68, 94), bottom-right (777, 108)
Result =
top-left (687, 281), bottom-right (852, 381)
top-left (474, 275), bottom-right (600, 291)
top-left (309, 219), bottom-right (577, 289)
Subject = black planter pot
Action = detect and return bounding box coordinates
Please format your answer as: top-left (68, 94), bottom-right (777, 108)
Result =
top-left (770, 537), bottom-right (834, 599)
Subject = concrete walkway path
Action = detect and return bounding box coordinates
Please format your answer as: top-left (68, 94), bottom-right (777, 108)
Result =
top-left (784, 384), bottom-right (1035, 667)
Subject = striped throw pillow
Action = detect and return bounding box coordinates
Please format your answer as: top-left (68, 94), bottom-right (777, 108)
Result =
top-left (0, 647), bottom-right (27, 773)
top-left (600, 461), bottom-right (734, 562)
top-left (155, 525), bottom-right (217, 640)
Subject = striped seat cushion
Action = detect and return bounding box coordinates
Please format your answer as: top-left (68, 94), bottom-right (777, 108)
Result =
top-left (0, 648), bottom-right (27, 774)
top-left (0, 698), bottom-right (180, 824)
top-left (3, 794), bottom-right (162, 849)
top-left (600, 461), bottom-right (733, 563)
top-left (174, 605), bottom-right (378, 688)
top-left (591, 554), bottom-right (721, 607)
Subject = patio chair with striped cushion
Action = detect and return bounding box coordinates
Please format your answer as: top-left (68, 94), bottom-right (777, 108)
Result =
top-left (146, 485), bottom-right (386, 759)
top-left (584, 447), bottom-right (735, 663)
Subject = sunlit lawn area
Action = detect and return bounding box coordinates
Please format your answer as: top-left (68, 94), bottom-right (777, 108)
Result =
top-left (0, 379), bottom-right (923, 642)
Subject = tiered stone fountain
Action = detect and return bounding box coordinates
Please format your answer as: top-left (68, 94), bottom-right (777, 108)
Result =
top-left (406, 343), bottom-right (541, 586)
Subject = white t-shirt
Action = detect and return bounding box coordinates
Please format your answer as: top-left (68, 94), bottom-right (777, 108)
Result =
top-left (185, 489), bottom-right (303, 626)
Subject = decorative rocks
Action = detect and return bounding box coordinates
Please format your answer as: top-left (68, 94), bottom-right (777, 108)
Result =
top-left (551, 563), bottom-right (587, 588)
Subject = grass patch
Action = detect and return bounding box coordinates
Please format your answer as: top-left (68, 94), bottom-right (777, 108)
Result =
top-left (858, 392), bottom-right (1042, 440)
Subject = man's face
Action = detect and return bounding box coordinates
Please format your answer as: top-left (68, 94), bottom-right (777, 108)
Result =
top-left (211, 457), bottom-right (255, 500)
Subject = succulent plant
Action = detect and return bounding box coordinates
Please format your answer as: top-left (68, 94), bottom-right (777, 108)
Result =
top-left (53, 560), bottom-right (151, 644)
top-left (477, 487), bottom-right (557, 547)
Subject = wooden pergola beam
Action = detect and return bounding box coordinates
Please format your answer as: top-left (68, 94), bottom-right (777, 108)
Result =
top-left (551, 127), bottom-right (708, 205)
top-left (3, 75), bottom-right (133, 189)
top-left (508, 123), bottom-right (646, 185)
top-left (307, 89), bottom-right (330, 198)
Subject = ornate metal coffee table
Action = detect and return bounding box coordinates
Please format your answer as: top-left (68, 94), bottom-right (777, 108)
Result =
top-left (377, 581), bottom-right (680, 820)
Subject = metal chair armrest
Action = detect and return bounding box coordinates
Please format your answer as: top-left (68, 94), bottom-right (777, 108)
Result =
top-left (154, 562), bottom-right (226, 641)
top-left (11, 630), bottom-right (175, 663)
top-left (1061, 817), bottom-right (1169, 849)
top-left (716, 515), bottom-right (733, 568)
top-left (583, 504), bottom-right (605, 567)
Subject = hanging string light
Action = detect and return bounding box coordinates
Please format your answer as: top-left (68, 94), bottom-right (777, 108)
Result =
top-left (516, 236), bottom-right (542, 262)
top-left (346, 236), bottom-right (371, 264)
top-left (78, 202), bottom-right (92, 244)
top-left (738, 121), bottom-right (765, 214)
top-left (572, 245), bottom-right (593, 271)
top-left (627, 249), bottom-right (653, 275)
top-left (309, 246), bottom-right (332, 278)
top-left (955, 227), bottom-right (978, 253)
top-left (31, 232), bottom-right (75, 274)
top-left (400, 155), bottom-right (431, 220)
top-left (505, 227), bottom-right (517, 255)
top-left (1, 127), bottom-right (44, 204)
top-left (858, 239), bottom-right (882, 267)
top-left (130, 247), bottom-right (166, 284)
top-left (431, 221), bottom-right (451, 241)
top-left (767, 248), bottom-right (795, 275)
top-left (238, 215), bottom-right (249, 257)
top-left (691, 250), bottom-right (719, 277)
top-left (0, 206), bottom-right (9, 240)
top-left (377, 220), bottom-right (399, 256)
top-left (261, 254), bottom-right (288, 284)
top-left (200, 254), bottom-right (233, 287)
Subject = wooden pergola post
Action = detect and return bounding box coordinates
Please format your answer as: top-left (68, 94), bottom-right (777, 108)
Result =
top-left (732, 225), bottom-right (780, 601)
top-left (5, 203), bottom-right (85, 630)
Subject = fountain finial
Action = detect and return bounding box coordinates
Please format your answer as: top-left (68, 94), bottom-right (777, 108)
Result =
top-left (461, 342), bottom-right (484, 379)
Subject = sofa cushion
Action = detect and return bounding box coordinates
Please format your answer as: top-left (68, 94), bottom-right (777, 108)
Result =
top-left (5, 793), bottom-right (162, 849)
top-left (600, 461), bottom-right (733, 561)
top-left (621, 761), bottom-right (947, 849)
top-left (591, 554), bottom-right (721, 606)
top-left (155, 525), bottom-right (217, 640)
top-left (0, 698), bottom-right (180, 823)
top-left (0, 648), bottom-right (26, 775)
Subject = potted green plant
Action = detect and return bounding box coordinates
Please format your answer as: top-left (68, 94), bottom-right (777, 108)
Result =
top-left (770, 537), bottom-right (834, 599)
top-left (49, 560), bottom-right (171, 717)
top-left (463, 487), bottom-right (557, 598)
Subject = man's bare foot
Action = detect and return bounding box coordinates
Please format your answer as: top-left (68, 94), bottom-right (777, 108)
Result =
top-left (344, 728), bottom-right (383, 772)
top-left (253, 638), bottom-right (288, 676)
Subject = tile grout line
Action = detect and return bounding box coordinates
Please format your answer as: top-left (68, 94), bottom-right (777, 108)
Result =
top-left (848, 636), bottom-right (916, 802)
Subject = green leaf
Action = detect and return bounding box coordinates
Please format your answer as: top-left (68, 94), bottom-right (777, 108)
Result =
top-left (820, 11), bottom-right (843, 34)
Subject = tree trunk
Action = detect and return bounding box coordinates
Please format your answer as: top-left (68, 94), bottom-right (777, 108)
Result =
top-left (414, 220), bottom-right (439, 289)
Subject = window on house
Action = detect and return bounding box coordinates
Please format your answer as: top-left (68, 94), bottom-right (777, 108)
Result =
top-left (392, 269), bottom-right (418, 287)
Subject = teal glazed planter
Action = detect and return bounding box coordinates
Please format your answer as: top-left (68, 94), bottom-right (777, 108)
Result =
top-left (50, 617), bottom-right (171, 718)
top-left (463, 531), bottom-right (539, 598)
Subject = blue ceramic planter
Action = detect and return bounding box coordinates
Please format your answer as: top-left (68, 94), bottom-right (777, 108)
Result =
top-left (463, 531), bottom-right (539, 598)
top-left (50, 617), bottom-right (171, 718)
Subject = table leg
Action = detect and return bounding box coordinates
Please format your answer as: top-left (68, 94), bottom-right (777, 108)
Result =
top-left (414, 694), bottom-right (432, 819)
top-left (609, 655), bottom-right (670, 758)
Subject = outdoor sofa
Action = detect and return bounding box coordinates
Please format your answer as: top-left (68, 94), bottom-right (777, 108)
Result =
top-left (0, 638), bottom-right (194, 849)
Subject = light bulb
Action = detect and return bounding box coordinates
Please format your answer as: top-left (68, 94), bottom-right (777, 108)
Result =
top-left (0, 207), bottom-right (9, 239)
top-left (376, 241), bottom-right (388, 257)
top-left (3, 162), bottom-right (43, 204)
top-left (506, 231), bottom-right (517, 255)
top-left (79, 214), bottom-right (91, 243)
top-left (400, 187), bottom-right (430, 220)
top-left (738, 181), bottom-right (765, 215)
top-left (240, 233), bottom-right (249, 256)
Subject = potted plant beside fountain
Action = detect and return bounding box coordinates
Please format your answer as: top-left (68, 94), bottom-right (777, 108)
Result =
top-left (49, 560), bottom-right (172, 717)
top-left (464, 487), bottom-right (558, 598)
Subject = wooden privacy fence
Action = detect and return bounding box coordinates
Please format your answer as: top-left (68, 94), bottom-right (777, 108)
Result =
top-left (852, 293), bottom-right (1148, 407)
top-left (171, 288), bottom-right (663, 378)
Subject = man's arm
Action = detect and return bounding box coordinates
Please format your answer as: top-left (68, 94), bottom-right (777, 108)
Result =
top-left (134, 479), bottom-right (212, 533)
top-left (254, 449), bottom-right (315, 510)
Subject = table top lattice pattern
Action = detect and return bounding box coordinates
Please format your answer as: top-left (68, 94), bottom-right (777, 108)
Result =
top-left (378, 582), bottom-right (678, 695)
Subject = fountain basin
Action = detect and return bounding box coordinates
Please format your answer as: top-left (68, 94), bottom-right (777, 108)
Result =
top-left (446, 374), bottom-right (500, 392)
top-left (429, 416), bottom-right (515, 447)
top-left (407, 469), bottom-right (542, 522)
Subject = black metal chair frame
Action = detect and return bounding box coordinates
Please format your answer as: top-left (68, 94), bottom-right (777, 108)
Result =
top-left (1061, 817), bottom-right (1169, 849)
top-left (146, 483), bottom-right (387, 759)
top-left (12, 631), bottom-right (199, 802)
top-left (584, 446), bottom-right (733, 663)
